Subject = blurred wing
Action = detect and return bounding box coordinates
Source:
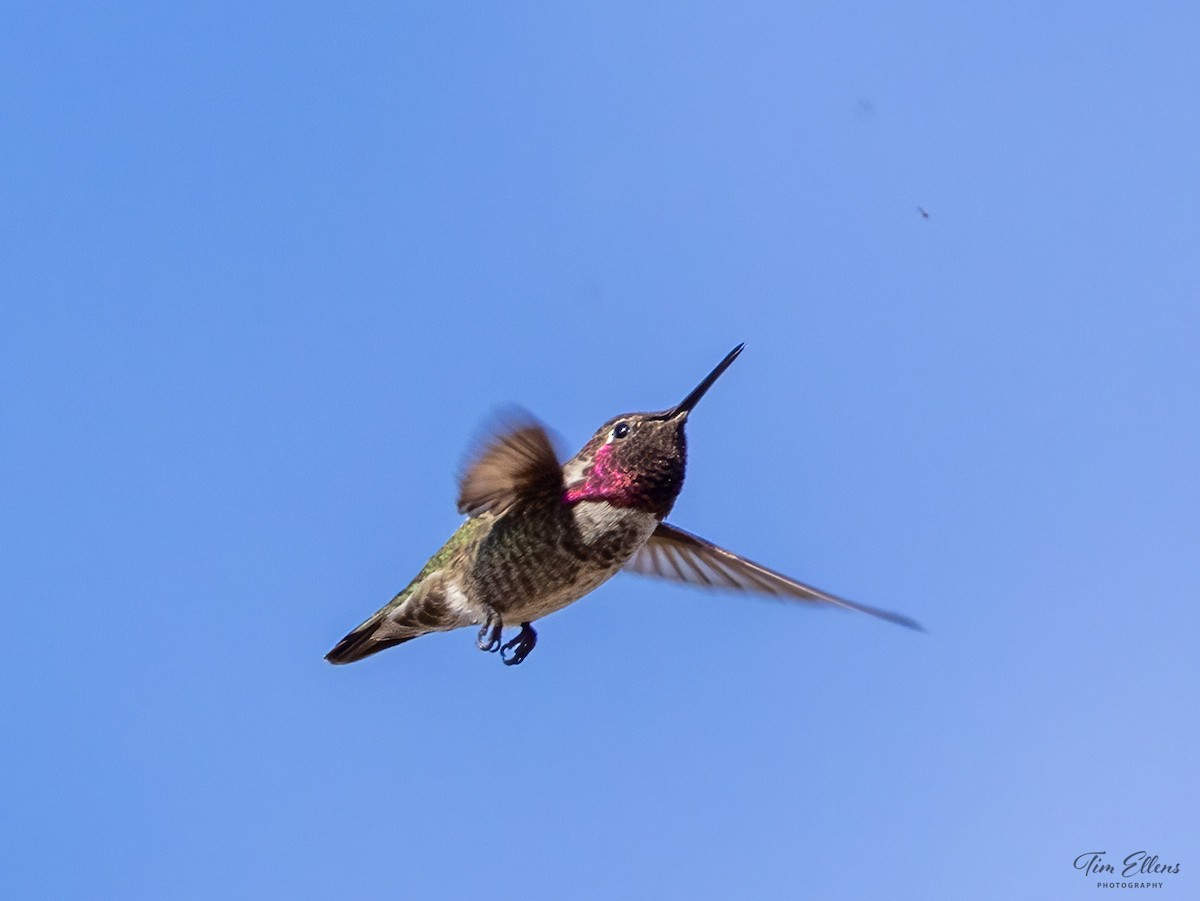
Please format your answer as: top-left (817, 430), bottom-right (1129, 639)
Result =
top-left (457, 415), bottom-right (563, 517)
top-left (626, 522), bottom-right (922, 630)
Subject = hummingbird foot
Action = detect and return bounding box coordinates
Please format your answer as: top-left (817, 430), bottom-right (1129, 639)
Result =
top-left (476, 608), bottom-right (503, 653)
top-left (500, 622), bottom-right (537, 666)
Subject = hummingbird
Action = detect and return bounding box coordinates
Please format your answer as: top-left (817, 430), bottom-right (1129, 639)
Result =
top-left (325, 344), bottom-right (919, 667)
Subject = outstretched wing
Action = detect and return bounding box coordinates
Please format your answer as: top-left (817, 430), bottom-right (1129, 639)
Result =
top-left (625, 522), bottom-right (922, 630)
top-left (457, 414), bottom-right (564, 517)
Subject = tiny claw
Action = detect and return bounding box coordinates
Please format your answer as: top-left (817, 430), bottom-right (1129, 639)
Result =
top-left (500, 622), bottom-right (537, 666)
top-left (476, 609), bottom-right (503, 652)
top-left (478, 631), bottom-right (501, 652)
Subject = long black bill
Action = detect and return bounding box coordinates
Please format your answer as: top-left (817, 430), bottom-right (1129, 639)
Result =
top-left (670, 343), bottom-right (745, 418)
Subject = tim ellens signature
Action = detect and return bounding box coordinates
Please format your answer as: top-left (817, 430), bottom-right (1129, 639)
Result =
top-left (1075, 851), bottom-right (1181, 878)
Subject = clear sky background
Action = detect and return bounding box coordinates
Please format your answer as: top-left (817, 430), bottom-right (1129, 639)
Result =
top-left (3, 2), bottom-right (1198, 899)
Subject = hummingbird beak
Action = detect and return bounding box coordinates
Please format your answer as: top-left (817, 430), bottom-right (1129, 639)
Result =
top-left (669, 343), bottom-right (745, 420)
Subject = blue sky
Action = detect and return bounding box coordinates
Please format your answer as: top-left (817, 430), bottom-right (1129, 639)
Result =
top-left (3, 2), bottom-right (1198, 898)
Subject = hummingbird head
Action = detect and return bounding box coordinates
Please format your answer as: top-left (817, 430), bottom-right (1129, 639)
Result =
top-left (563, 344), bottom-right (744, 517)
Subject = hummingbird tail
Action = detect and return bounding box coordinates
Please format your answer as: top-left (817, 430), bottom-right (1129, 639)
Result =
top-left (324, 612), bottom-right (421, 665)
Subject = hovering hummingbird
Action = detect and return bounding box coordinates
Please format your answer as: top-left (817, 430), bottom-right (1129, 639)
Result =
top-left (326, 344), bottom-right (919, 667)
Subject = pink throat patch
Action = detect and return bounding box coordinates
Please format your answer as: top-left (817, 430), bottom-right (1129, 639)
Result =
top-left (563, 444), bottom-right (639, 506)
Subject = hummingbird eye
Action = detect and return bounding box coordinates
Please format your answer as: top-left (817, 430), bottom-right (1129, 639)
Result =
top-left (611, 422), bottom-right (630, 440)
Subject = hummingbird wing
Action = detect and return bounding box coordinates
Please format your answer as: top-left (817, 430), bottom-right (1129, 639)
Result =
top-left (457, 416), bottom-right (564, 517)
top-left (625, 522), bottom-right (923, 630)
